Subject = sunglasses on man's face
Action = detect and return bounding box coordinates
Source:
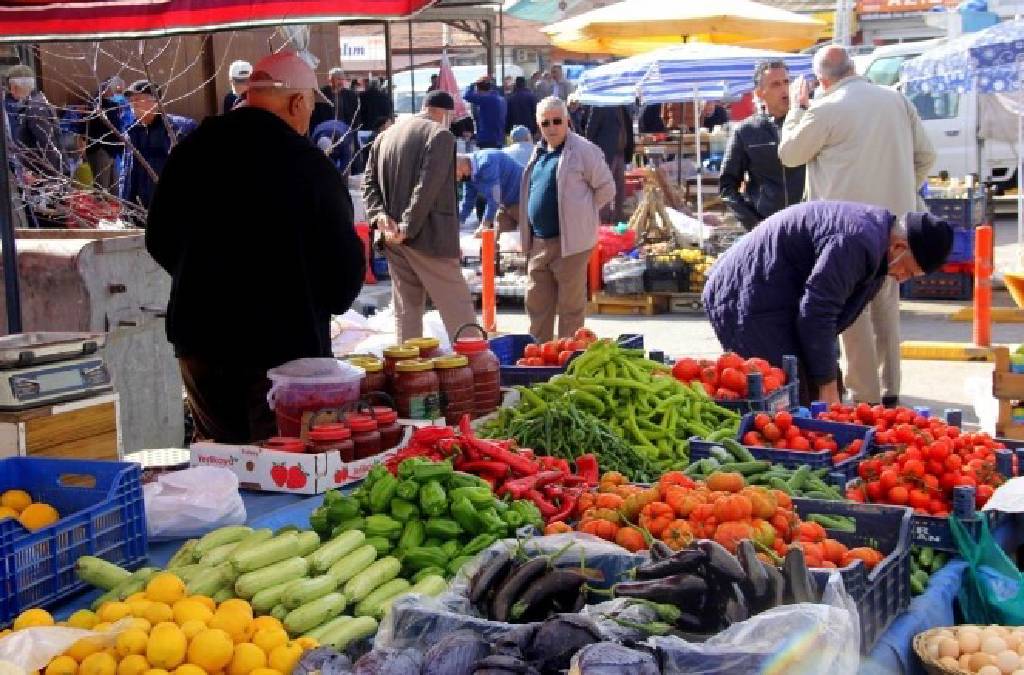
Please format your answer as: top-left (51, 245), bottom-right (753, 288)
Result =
top-left (541, 117), bottom-right (563, 128)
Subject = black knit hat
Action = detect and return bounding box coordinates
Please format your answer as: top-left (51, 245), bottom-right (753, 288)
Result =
top-left (125, 79), bottom-right (162, 98)
top-left (424, 90), bottom-right (455, 110)
top-left (905, 212), bottom-right (954, 274)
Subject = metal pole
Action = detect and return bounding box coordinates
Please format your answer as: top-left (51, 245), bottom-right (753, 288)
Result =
top-left (408, 21), bottom-right (415, 113)
top-left (0, 119), bottom-right (23, 334)
top-left (499, 7), bottom-right (505, 85)
top-left (384, 21), bottom-right (394, 113)
top-left (693, 85), bottom-right (703, 244)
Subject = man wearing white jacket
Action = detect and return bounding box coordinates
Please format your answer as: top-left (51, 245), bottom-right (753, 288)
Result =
top-left (779, 45), bottom-right (936, 406)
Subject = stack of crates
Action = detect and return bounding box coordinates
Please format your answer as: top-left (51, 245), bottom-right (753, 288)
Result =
top-left (902, 186), bottom-right (986, 300)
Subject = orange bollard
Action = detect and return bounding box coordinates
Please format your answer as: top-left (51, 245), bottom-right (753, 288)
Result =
top-left (974, 223), bottom-right (993, 347)
top-left (588, 247), bottom-right (602, 301)
top-left (481, 228), bottom-right (496, 333)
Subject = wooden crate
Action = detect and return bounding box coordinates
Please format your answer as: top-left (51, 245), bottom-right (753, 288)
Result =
top-left (993, 346), bottom-right (1024, 399)
top-left (589, 292), bottom-right (668, 316)
top-left (997, 400), bottom-right (1024, 441)
top-left (0, 393), bottom-right (121, 460)
top-left (651, 292), bottom-right (705, 314)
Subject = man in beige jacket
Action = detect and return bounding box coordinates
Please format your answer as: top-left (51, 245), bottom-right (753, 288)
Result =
top-left (779, 45), bottom-right (936, 406)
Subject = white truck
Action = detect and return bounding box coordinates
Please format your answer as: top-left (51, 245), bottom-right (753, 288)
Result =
top-left (857, 39), bottom-right (1018, 191)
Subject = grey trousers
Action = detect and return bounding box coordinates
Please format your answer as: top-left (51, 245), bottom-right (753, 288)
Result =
top-left (841, 277), bottom-right (901, 403)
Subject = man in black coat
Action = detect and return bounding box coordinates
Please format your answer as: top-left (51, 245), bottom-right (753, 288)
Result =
top-left (311, 67), bottom-right (360, 131)
top-left (145, 52), bottom-right (366, 443)
top-left (584, 104), bottom-right (634, 223)
top-left (505, 76), bottom-right (538, 136)
top-left (720, 60), bottom-right (807, 230)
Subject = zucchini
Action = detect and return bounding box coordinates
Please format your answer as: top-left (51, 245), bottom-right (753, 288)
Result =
top-left (295, 530), bottom-right (322, 557)
top-left (186, 565), bottom-right (228, 597)
top-left (270, 604), bottom-right (289, 621)
top-left (283, 592), bottom-right (347, 635)
top-left (227, 528), bottom-right (274, 559)
top-left (199, 541), bottom-right (241, 567)
top-left (408, 573), bottom-right (448, 597)
top-left (282, 574), bottom-right (340, 610)
top-left (320, 616), bottom-right (378, 651)
top-left (343, 557), bottom-right (402, 602)
top-left (74, 556), bottom-right (132, 590)
top-left (354, 578), bottom-right (411, 618)
top-left (212, 588), bottom-right (233, 603)
top-left (195, 526), bottom-right (253, 558)
top-left (328, 544), bottom-right (378, 585)
top-left (230, 531), bottom-right (300, 573)
top-left (107, 567), bottom-right (159, 602)
top-left (304, 615), bottom-right (353, 642)
top-left (170, 564), bottom-right (206, 584)
top-left (166, 540), bottom-right (199, 569)
top-left (411, 566), bottom-right (446, 584)
top-left (235, 556), bottom-right (309, 599)
top-left (308, 530), bottom-right (366, 574)
top-left (251, 579), bottom-right (298, 613)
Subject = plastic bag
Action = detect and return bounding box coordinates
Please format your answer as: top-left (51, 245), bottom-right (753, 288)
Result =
top-left (982, 477), bottom-right (1024, 513)
top-left (951, 514), bottom-right (1024, 625)
top-left (0, 623), bottom-right (123, 671)
top-left (966, 375), bottom-right (999, 435)
top-left (144, 466), bottom-right (245, 540)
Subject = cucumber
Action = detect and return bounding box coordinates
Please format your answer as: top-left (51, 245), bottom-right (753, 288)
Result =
top-left (195, 526), bottom-right (253, 558)
top-left (283, 592), bottom-right (347, 635)
top-left (308, 530), bottom-right (366, 574)
top-left (270, 604), bottom-right (289, 621)
top-left (186, 565), bottom-right (228, 597)
top-left (295, 531), bottom-right (322, 558)
top-left (90, 588), bottom-right (119, 611)
top-left (282, 574), bottom-right (341, 610)
top-left (377, 574), bottom-right (447, 618)
top-left (230, 531), bottom-right (300, 573)
top-left (722, 438), bottom-right (756, 462)
top-left (354, 578), bottom-right (410, 618)
top-left (200, 541), bottom-right (241, 567)
top-left (328, 544), bottom-right (378, 585)
top-left (172, 564), bottom-right (207, 584)
top-left (74, 556), bottom-right (132, 590)
top-left (111, 567), bottom-right (159, 600)
top-left (235, 556), bottom-right (309, 599)
top-left (304, 615), bottom-right (353, 642)
top-left (212, 588), bottom-right (234, 603)
top-left (320, 615), bottom-right (378, 651)
top-left (251, 579), bottom-right (298, 613)
top-left (226, 528), bottom-right (274, 559)
top-left (166, 540), bottom-right (199, 569)
top-left (343, 557), bottom-right (401, 603)
top-left (411, 567), bottom-right (445, 584)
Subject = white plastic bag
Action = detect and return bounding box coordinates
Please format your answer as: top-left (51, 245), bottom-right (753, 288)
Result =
top-left (0, 622), bottom-right (124, 671)
top-left (982, 477), bottom-right (1024, 512)
top-left (966, 376), bottom-right (999, 434)
top-left (144, 466), bottom-right (245, 541)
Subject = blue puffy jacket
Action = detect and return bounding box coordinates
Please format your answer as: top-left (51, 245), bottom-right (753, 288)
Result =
top-left (702, 201), bottom-right (893, 386)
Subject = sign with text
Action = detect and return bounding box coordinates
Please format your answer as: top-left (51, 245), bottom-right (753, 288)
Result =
top-left (340, 35), bottom-right (386, 62)
top-left (858, 0), bottom-right (957, 13)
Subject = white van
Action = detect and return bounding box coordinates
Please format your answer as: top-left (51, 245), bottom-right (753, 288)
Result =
top-left (391, 63), bottom-right (524, 115)
top-left (857, 39), bottom-right (1017, 190)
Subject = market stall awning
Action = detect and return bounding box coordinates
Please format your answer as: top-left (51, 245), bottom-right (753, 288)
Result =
top-left (0, 0), bottom-right (437, 43)
top-left (544, 0), bottom-right (826, 55)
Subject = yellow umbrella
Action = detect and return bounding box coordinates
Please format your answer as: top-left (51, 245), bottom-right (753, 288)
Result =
top-left (544, 0), bottom-right (826, 54)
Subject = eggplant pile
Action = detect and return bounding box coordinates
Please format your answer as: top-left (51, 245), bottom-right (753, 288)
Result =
top-left (611, 539), bottom-right (821, 640)
top-left (467, 549), bottom-right (598, 623)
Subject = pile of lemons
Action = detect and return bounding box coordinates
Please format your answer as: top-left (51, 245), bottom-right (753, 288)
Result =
top-left (2, 572), bottom-right (315, 675)
top-left (0, 489), bottom-right (60, 531)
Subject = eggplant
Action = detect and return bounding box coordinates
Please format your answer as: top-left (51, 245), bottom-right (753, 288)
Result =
top-left (473, 655), bottom-right (541, 675)
top-left (470, 549), bottom-right (515, 608)
top-left (696, 539), bottom-right (746, 584)
top-left (781, 547), bottom-right (819, 605)
top-left (762, 558), bottom-right (786, 610)
top-left (570, 642), bottom-right (660, 675)
top-left (527, 614), bottom-right (602, 674)
top-left (723, 582), bottom-right (750, 625)
top-left (736, 540), bottom-right (770, 613)
top-left (613, 573), bottom-right (707, 607)
top-left (633, 548), bottom-right (707, 580)
top-left (492, 624), bottom-right (539, 658)
top-left (491, 557), bottom-right (549, 622)
top-left (352, 648), bottom-right (419, 675)
top-left (649, 540), bottom-right (674, 561)
top-left (297, 647), bottom-right (353, 675)
top-left (421, 631), bottom-right (492, 675)
top-left (510, 569), bottom-right (587, 623)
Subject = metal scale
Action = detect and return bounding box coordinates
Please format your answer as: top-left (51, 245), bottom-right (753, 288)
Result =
top-left (0, 332), bottom-right (112, 411)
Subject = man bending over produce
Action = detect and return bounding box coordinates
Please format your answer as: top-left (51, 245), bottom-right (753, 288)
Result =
top-left (702, 201), bottom-right (952, 406)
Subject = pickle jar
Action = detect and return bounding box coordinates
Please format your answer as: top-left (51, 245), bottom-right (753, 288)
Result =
top-left (433, 355), bottom-right (475, 425)
top-left (452, 324), bottom-right (501, 418)
top-left (403, 337), bottom-right (442, 360)
top-left (393, 358), bottom-right (441, 420)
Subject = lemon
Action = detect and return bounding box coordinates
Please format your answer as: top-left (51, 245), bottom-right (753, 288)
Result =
top-left (145, 573), bottom-right (186, 605)
top-left (186, 628), bottom-right (234, 672)
top-left (14, 608), bottom-right (54, 630)
top-left (178, 620), bottom-right (206, 641)
top-left (19, 502), bottom-right (59, 530)
top-left (116, 627), bottom-right (149, 657)
top-left (249, 670), bottom-right (284, 675)
top-left (172, 666), bottom-right (205, 675)
top-left (79, 652), bottom-right (117, 675)
top-left (142, 670), bottom-right (170, 675)
top-left (209, 609), bottom-right (253, 644)
top-left (1, 489), bottom-right (32, 512)
top-left (143, 602), bottom-right (174, 626)
top-left (117, 655), bottom-right (150, 675)
top-left (227, 643), bottom-right (266, 675)
top-left (0, 506), bottom-right (18, 521)
top-left (124, 618), bottom-right (152, 633)
top-left (146, 622), bottom-right (187, 670)
top-left (190, 596), bottom-right (216, 612)
top-left (251, 627), bottom-right (288, 655)
top-left (44, 656), bottom-right (78, 675)
top-left (92, 622), bottom-right (113, 633)
top-left (215, 599), bottom-right (252, 618)
top-left (67, 609), bottom-right (99, 630)
top-left (266, 643), bottom-right (302, 675)
top-left (292, 636), bottom-right (318, 650)
top-left (172, 599), bottom-right (212, 626)
top-left (250, 617), bottom-right (283, 634)
top-left (97, 601), bottom-right (132, 624)
top-left (125, 592), bottom-right (148, 603)
top-left (128, 599), bottom-right (154, 618)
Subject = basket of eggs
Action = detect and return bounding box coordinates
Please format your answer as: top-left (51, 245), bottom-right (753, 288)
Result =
top-left (914, 625), bottom-right (1024, 675)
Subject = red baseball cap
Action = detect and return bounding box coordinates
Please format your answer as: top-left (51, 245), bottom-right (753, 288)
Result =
top-left (247, 51), bottom-right (331, 104)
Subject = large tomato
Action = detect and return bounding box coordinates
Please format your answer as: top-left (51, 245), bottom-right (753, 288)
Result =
top-left (523, 343), bottom-right (541, 359)
top-left (717, 352), bottom-right (745, 374)
top-left (574, 327), bottom-right (598, 344)
top-left (672, 357), bottom-right (702, 382)
top-left (541, 341), bottom-right (560, 364)
top-left (719, 367), bottom-right (748, 396)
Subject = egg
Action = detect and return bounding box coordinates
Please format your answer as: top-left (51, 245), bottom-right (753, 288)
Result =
top-left (1011, 669), bottom-right (1024, 675)
top-left (964, 654), bottom-right (979, 670)
top-left (939, 637), bottom-right (961, 660)
top-left (924, 639), bottom-right (941, 660)
top-left (971, 652), bottom-right (995, 672)
top-left (984, 626), bottom-right (1011, 641)
top-left (1007, 633), bottom-right (1023, 651)
top-left (939, 656), bottom-right (961, 670)
top-left (984, 637), bottom-right (1010, 656)
top-left (996, 650), bottom-right (1021, 674)
top-left (980, 665), bottom-right (1005, 675)
top-left (962, 629), bottom-right (983, 654)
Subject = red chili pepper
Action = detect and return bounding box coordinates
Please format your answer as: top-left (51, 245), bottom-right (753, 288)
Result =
top-left (548, 492), bottom-right (578, 523)
top-left (561, 474), bottom-right (586, 486)
top-left (473, 440), bottom-right (538, 476)
top-left (525, 488), bottom-right (558, 518)
top-left (497, 470), bottom-right (562, 499)
top-left (435, 438), bottom-right (461, 456)
top-left (518, 448), bottom-right (535, 460)
top-left (459, 460), bottom-right (510, 477)
top-left (411, 426), bottom-right (456, 445)
top-left (575, 454), bottom-right (600, 487)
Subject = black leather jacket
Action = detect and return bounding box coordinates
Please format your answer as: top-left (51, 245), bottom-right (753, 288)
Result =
top-left (719, 113), bottom-right (806, 230)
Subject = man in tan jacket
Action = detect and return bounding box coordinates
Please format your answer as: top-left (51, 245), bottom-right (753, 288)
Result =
top-left (362, 91), bottom-right (477, 342)
top-left (779, 45), bottom-right (936, 406)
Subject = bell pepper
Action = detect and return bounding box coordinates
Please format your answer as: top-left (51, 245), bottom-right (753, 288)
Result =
top-left (396, 479), bottom-right (420, 501)
top-left (425, 518), bottom-right (464, 540)
top-left (403, 546), bottom-right (449, 570)
top-left (575, 454), bottom-right (600, 487)
top-left (398, 457), bottom-right (429, 480)
top-left (450, 486), bottom-right (495, 509)
top-left (448, 471), bottom-right (492, 490)
top-left (476, 508), bottom-right (508, 536)
top-left (369, 473), bottom-right (399, 513)
top-left (501, 509), bottom-right (524, 529)
top-left (411, 459), bottom-right (454, 483)
top-left (309, 506), bottom-right (331, 537)
top-left (510, 500), bottom-right (544, 529)
top-left (398, 519), bottom-right (426, 551)
top-left (365, 536), bottom-right (393, 556)
top-left (325, 495), bottom-right (361, 525)
top-left (460, 534), bottom-right (497, 558)
top-left (390, 498), bottom-right (420, 523)
top-left (365, 464), bottom-right (389, 487)
top-left (419, 480), bottom-right (447, 518)
top-left (450, 495), bottom-right (482, 535)
top-left (364, 514), bottom-right (403, 540)
top-left (440, 540), bottom-right (460, 560)
top-left (330, 517), bottom-right (366, 539)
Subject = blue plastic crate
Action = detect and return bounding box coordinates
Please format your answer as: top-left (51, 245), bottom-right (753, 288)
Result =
top-left (792, 498), bottom-right (912, 653)
top-left (900, 270), bottom-right (973, 301)
top-left (947, 226), bottom-right (975, 263)
top-left (370, 256), bottom-right (390, 280)
top-left (714, 355), bottom-right (800, 414)
top-left (489, 333), bottom-right (644, 387)
top-left (691, 415), bottom-right (874, 482)
top-left (925, 191), bottom-right (986, 228)
top-left (0, 458), bottom-right (147, 626)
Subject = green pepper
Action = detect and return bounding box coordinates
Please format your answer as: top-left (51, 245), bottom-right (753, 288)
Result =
top-left (403, 546), bottom-right (449, 570)
top-left (330, 517), bottom-right (366, 539)
top-left (364, 536), bottom-right (393, 556)
top-left (490, 498), bottom-right (509, 513)
top-left (398, 519), bottom-right (426, 551)
top-left (309, 506), bottom-right (331, 537)
top-left (325, 495), bottom-right (361, 525)
top-left (448, 555), bottom-right (474, 577)
top-left (398, 457), bottom-right (428, 480)
top-left (396, 479), bottom-right (420, 501)
top-left (422, 538), bottom-right (442, 548)
top-left (450, 496), bottom-right (482, 535)
top-left (510, 500), bottom-right (543, 529)
top-left (411, 566), bottom-right (446, 583)
top-left (419, 480), bottom-right (447, 518)
top-left (390, 498), bottom-right (420, 523)
top-left (364, 514), bottom-right (403, 539)
top-left (439, 540), bottom-right (460, 559)
top-left (412, 459), bottom-right (454, 483)
top-left (369, 473), bottom-right (400, 513)
top-left (459, 534), bottom-right (496, 558)
top-left (449, 486), bottom-right (495, 509)
top-left (476, 508), bottom-right (508, 536)
top-left (365, 464), bottom-right (389, 487)
top-left (425, 518), bottom-right (464, 540)
top-left (448, 471), bottom-right (491, 490)
top-left (501, 509), bottom-right (523, 529)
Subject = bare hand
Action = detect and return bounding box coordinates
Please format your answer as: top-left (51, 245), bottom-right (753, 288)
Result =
top-left (790, 75), bottom-right (811, 110)
top-left (818, 380), bottom-right (841, 405)
top-left (384, 221), bottom-right (407, 245)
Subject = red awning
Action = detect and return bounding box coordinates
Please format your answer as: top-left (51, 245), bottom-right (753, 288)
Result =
top-left (0, 0), bottom-right (435, 43)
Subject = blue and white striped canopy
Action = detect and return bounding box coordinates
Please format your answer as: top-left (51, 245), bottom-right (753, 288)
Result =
top-left (575, 43), bottom-right (813, 106)
top-left (902, 19), bottom-right (1024, 95)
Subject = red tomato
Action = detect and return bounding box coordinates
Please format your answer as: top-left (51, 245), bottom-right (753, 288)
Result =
top-left (717, 352), bottom-right (745, 374)
top-left (976, 484), bottom-right (995, 508)
top-left (742, 431), bottom-right (764, 446)
top-left (541, 341), bottom-right (560, 364)
top-left (719, 368), bottom-right (748, 397)
top-left (908, 489), bottom-right (931, 512)
top-left (524, 357), bottom-right (545, 366)
top-left (768, 366), bottom-right (787, 385)
top-left (902, 459), bottom-right (926, 479)
top-left (701, 367), bottom-right (719, 386)
top-left (523, 343), bottom-right (541, 359)
top-left (790, 436), bottom-right (811, 451)
top-left (672, 357), bottom-right (702, 382)
top-left (887, 485), bottom-right (909, 505)
top-left (879, 469), bottom-right (900, 492)
top-left (866, 481), bottom-right (883, 502)
top-left (762, 375), bottom-right (782, 393)
top-left (945, 454), bottom-right (962, 471)
top-left (715, 388), bottom-right (740, 401)
top-left (515, 358), bottom-right (530, 366)
top-left (557, 350), bottom-right (574, 366)
top-left (786, 425), bottom-right (802, 440)
top-left (774, 411), bottom-right (793, 432)
top-left (574, 327), bottom-right (597, 344)
top-left (762, 423), bottom-right (782, 442)
top-left (744, 357), bottom-right (772, 376)
top-left (833, 452), bottom-right (851, 463)
top-left (754, 413), bottom-right (771, 431)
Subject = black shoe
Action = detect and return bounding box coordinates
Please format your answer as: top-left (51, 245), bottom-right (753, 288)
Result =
top-left (881, 395), bottom-right (899, 408)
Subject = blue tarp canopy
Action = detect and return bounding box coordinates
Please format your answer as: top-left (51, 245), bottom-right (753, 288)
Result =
top-left (902, 18), bottom-right (1024, 94)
